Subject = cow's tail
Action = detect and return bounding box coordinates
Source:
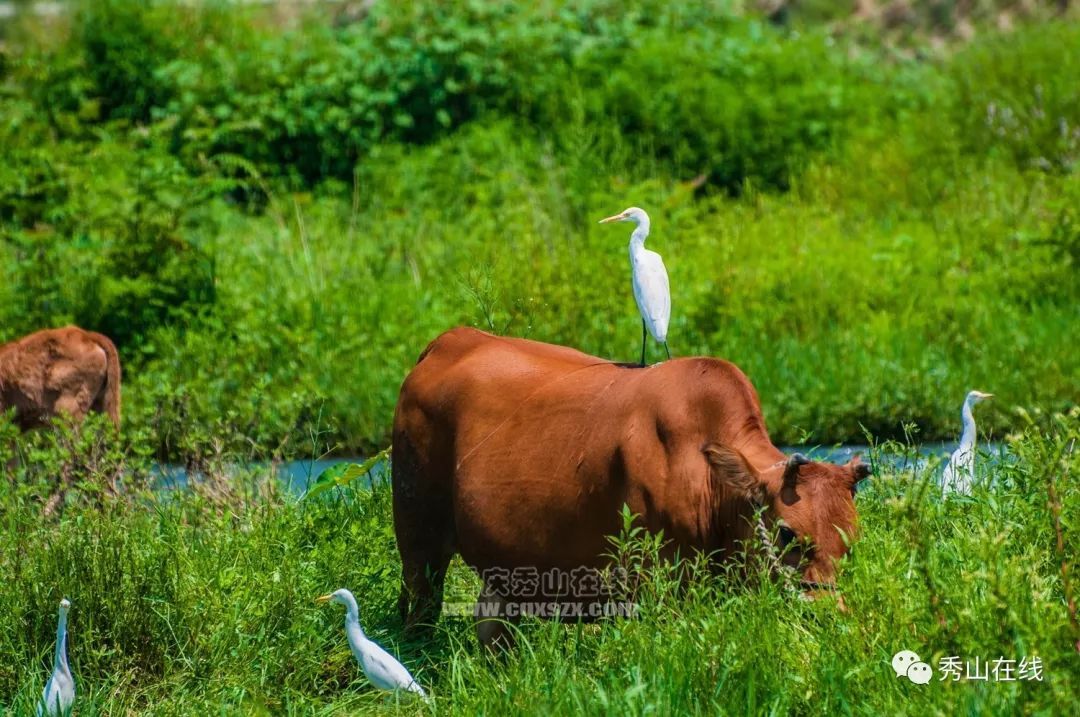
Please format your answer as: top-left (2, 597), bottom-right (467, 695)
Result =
top-left (90, 332), bottom-right (122, 429)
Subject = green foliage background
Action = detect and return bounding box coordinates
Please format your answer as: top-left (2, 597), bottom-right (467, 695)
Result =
top-left (0, 2), bottom-right (1078, 714)
top-left (1, 1), bottom-right (1077, 458)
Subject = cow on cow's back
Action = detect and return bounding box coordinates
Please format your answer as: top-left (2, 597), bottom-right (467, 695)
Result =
top-left (392, 327), bottom-right (869, 648)
top-left (0, 326), bottom-right (122, 431)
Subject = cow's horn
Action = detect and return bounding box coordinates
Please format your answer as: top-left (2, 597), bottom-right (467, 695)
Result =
top-left (783, 453), bottom-right (810, 487)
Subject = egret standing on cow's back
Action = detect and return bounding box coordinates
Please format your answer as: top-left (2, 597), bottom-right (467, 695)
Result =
top-left (599, 207), bottom-right (671, 365)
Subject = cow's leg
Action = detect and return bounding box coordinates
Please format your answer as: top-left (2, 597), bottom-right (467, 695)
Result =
top-left (398, 541), bottom-right (453, 632)
top-left (392, 436), bottom-right (455, 633)
top-left (51, 387), bottom-right (94, 426)
top-left (475, 583), bottom-right (517, 652)
top-left (42, 391), bottom-right (94, 518)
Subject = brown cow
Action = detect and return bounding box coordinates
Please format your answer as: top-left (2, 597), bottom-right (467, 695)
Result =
top-left (0, 326), bottom-right (121, 430)
top-left (392, 327), bottom-right (869, 646)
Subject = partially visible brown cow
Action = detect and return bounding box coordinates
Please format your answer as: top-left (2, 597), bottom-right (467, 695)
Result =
top-left (392, 328), bottom-right (869, 646)
top-left (0, 326), bottom-right (121, 430)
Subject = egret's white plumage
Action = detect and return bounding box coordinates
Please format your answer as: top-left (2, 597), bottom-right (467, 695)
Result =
top-left (316, 589), bottom-right (426, 697)
top-left (599, 207), bottom-right (671, 364)
top-left (37, 598), bottom-right (74, 717)
top-left (942, 390), bottom-right (993, 494)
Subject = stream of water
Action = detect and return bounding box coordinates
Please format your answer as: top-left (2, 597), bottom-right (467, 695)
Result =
top-left (153, 441), bottom-right (1008, 495)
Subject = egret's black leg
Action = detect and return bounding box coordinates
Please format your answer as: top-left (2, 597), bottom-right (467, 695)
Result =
top-left (663, 342), bottom-right (671, 360)
top-left (640, 321), bottom-right (647, 367)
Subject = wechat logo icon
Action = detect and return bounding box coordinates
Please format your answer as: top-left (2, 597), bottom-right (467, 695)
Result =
top-left (892, 650), bottom-right (932, 684)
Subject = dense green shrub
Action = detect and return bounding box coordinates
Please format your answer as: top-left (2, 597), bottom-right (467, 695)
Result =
top-left (949, 22), bottom-right (1080, 173)
top-left (564, 25), bottom-right (859, 192)
top-left (0, 131), bottom-right (219, 351)
top-left (76, 0), bottom-right (182, 122)
top-left (1, 4), bottom-right (1078, 457)
top-left (15, 1), bottom-right (873, 192)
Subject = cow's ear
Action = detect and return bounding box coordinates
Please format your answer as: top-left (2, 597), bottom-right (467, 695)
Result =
top-left (783, 452), bottom-right (810, 489)
top-left (703, 443), bottom-right (763, 502)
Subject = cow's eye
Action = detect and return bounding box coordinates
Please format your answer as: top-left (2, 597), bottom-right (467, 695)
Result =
top-left (778, 525), bottom-right (797, 547)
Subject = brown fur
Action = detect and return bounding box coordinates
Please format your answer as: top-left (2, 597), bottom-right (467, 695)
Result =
top-left (392, 328), bottom-right (864, 644)
top-left (0, 326), bottom-right (121, 430)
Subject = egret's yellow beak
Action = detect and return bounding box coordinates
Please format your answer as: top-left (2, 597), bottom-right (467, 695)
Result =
top-left (977, 391), bottom-right (994, 399)
top-left (315, 594), bottom-right (333, 604)
top-left (598, 213), bottom-right (625, 224)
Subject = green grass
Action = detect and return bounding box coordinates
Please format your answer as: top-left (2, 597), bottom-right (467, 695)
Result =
top-left (108, 120), bottom-right (1079, 454)
top-left (1, 8), bottom-right (1077, 457)
top-left (0, 412), bottom-right (1077, 715)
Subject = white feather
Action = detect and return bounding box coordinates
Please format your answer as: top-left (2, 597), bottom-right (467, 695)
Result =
top-left (941, 445), bottom-right (974, 495)
top-left (631, 246), bottom-right (671, 342)
top-left (322, 589), bottom-right (426, 698)
top-left (600, 206), bottom-right (672, 357)
top-left (37, 599), bottom-right (74, 717)
top-left (942, 390), bottom-right (992, 495)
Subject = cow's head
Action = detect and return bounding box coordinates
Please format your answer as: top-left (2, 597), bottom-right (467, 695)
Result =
top-left (769, 453), bottom-right (870, 590)
top-left (704, 446), bottom-right (870, 593)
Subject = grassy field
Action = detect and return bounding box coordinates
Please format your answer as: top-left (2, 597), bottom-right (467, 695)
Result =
top-left (0, 412), bottom-right (1077, 714)
top-left (1, 1), bottom-right (1079, 714)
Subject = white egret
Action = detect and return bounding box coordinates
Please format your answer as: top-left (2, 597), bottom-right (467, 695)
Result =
top-left (599, 207), bottom-right (671, 365)
top-left (316, 588), bottom-right (426, 698)
top-left (37, 598), bottom-right (74, 717)
top-left (942, 390), bottom-right (993, 494)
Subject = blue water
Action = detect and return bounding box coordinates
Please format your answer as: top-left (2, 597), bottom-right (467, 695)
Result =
top-left (153, 442), bottom-right (1007, 494)
top-left (790, 442), bottom-right (1008, 469)
top-left (153, 457), bottom-right (391, 495)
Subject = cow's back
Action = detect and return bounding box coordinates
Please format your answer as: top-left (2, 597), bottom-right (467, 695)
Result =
top-left (393, 328), bottom-right (773, 576)
top-left (0, 326), bottom-right (114, 429)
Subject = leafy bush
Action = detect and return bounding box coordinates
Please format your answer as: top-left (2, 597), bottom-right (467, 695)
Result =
top-left (564, 24), bottom-right (860, 192)
top-left (1, 4), bottom-right (1077, 457)
top-left (0, 131), bottom-right (219, 351)
top-left (76, 0), bottom-right (182, 122)
top-left (949, 22), bottom-right (1080, 173)
top-left (15, 1), bottom-right (873, 193)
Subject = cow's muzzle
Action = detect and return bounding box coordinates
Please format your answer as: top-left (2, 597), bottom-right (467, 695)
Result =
top-left (800, 580), bottom-right (835, 592)
top-left (800, 581), bottom-right (847, 612)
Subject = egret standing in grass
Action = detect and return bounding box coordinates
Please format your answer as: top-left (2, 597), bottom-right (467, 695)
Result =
top-left (599, 207), bottom-right (671, 365)
top-left (942, 390), bottom-right (993, 494)
top-left (316, 589), bottom-right (426, 698)
top-left (37, 598), bottom-right (74, 717)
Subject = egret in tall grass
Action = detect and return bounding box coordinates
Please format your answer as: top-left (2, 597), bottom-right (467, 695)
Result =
top-left (37, 598), bottom-right (74, 717)
top-left (316, 589), bottom-right (426, 698)
top-left (942, 390), bottom-right (993, 494)
top-left (599, 207), bottom-right (671, 365)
